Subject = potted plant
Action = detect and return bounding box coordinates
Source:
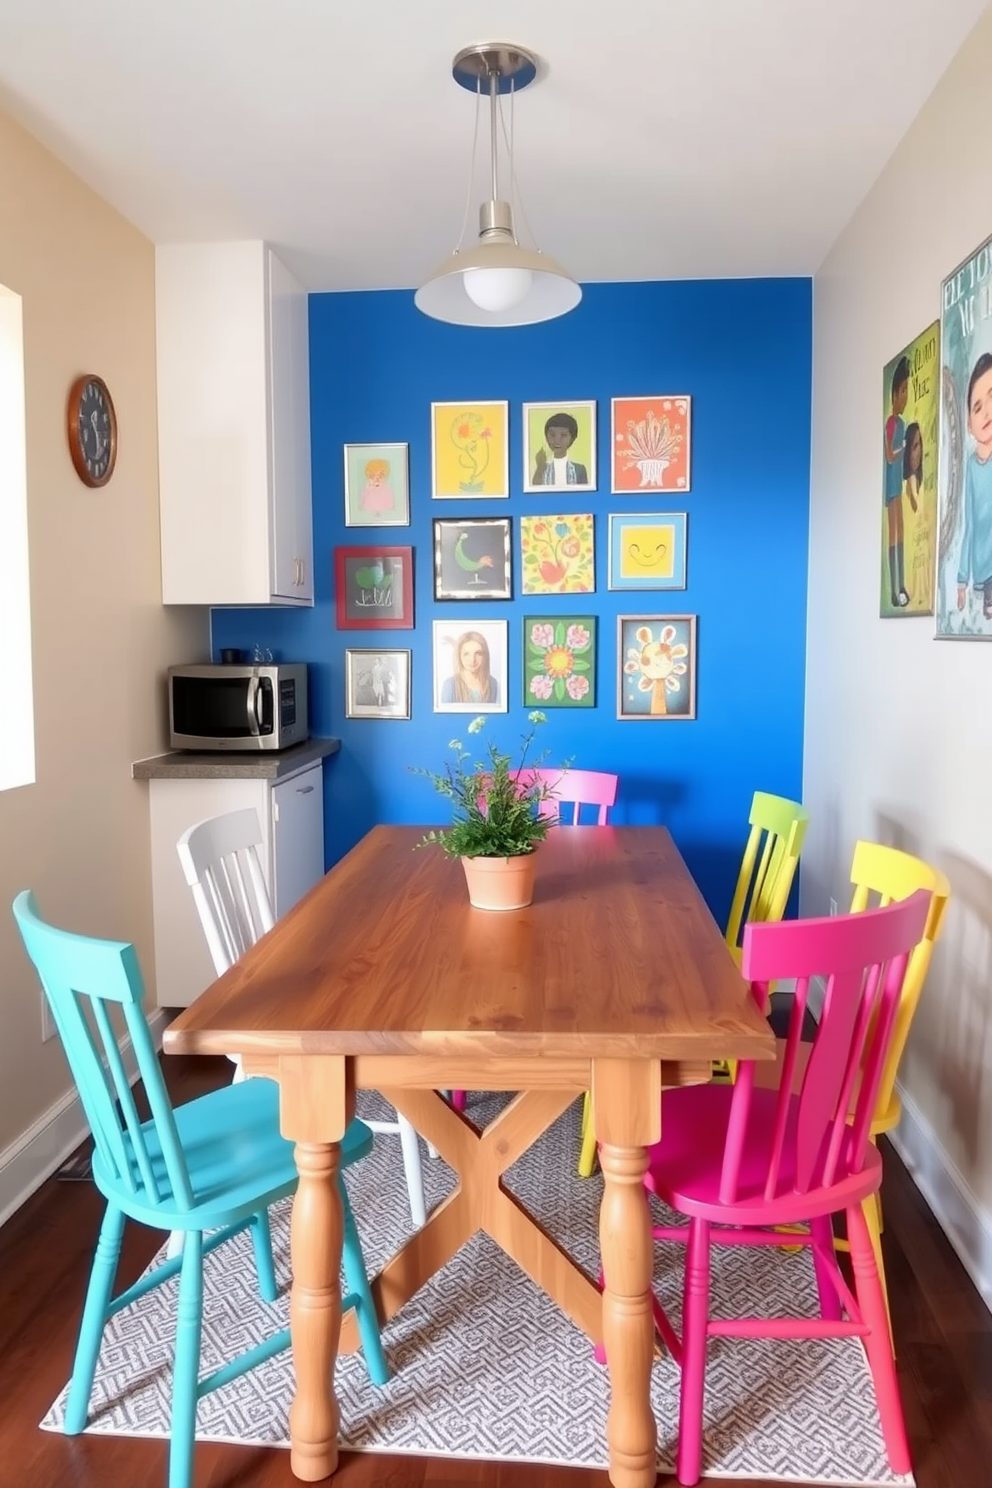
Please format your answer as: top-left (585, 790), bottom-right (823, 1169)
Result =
top-left (412, 711), bottom-right (564, 910)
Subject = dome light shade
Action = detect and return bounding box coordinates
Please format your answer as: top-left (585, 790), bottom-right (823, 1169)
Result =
top-left (464, 265), bottom-right (533, 313)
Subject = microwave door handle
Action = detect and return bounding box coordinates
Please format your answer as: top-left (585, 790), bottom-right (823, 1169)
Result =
top-left (246, 676), bottom-right (262, 736)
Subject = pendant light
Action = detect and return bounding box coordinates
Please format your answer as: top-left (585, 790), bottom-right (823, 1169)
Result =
top-left (414, 44), bottom-right (581, 329)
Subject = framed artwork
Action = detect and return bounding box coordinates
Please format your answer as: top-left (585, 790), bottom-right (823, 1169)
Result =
top-left (520, 513), bottom-right (595, 594)
top-left (523, 616), bottom-right (596, 707)
top-left (522, 400), bottom-right (596, 492)
top-left (345, 649), bottom-right (411, 719)
top-left (936, 232), bottom-right (992, 638)
top-left (611, 396), bottom-right (692, 493)
top-left (433, 517), bottom-right (512, 600)
top-left (431, 400), bottom-right (509, 499)
top-left (880, 327), bottom-right (938, 618)
top-left (432, 619), bottom-right (508, 713)
top-left (618, 614), bottom-right (697, 720)
top-left (343, 442), bottom-right (410, 527)
top-left (608, 513), bottom-right (687, 590)
top-left (333, 545), bottom-right (414, 630)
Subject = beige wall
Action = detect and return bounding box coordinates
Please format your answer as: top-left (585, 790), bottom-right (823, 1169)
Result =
top-left (806, 8), bottom-right (992, 1300)
top-left (0, 110), bottom-right (206, 1155)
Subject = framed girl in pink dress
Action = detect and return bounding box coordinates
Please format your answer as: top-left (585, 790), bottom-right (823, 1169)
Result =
top-left (344, 442), bottom-right (410, 527)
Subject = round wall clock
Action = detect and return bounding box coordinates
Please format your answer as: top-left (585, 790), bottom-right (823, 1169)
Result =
top-left (67, 373), bottom-right (117, 487)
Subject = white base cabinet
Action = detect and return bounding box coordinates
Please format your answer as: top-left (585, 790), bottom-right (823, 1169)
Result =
top-left (147, 760), bottom-right (324, 1008)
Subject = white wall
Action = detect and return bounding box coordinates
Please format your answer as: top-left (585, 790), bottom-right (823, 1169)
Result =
top-left (806, 6), bottom-right (992, 1306)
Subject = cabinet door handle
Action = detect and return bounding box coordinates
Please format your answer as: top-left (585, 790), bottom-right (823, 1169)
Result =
top-left (296, 784), bottom-right (314, 794)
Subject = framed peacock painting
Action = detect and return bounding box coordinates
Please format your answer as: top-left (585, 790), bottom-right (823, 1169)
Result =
top-left (433, 518), bottom-right (511, 600)
top-left (333, 545), bottom-right (414, 629)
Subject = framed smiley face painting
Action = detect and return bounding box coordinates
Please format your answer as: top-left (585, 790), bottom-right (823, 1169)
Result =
top-left (67, 374), bottom-right (118, 488)
top-left (608, 512), bottom-right (687, 590)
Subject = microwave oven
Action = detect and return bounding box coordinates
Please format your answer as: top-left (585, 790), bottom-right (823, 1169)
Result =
top-left (168, 663), bottom-right (309, 752)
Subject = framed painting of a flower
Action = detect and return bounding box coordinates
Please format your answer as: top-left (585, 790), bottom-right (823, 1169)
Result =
top-left (618, 615), bottom-right (696, 720)
top-left (523, 616), bottom-right (596, 708)
top-left (611, 396), bottom-right (692, 493)
top-left (431, 400), bottom-right (508, 499)
top-left (520, 513), bottom-right (595, 594)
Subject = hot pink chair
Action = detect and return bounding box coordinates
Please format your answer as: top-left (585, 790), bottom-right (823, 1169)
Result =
top-left (635, 890), bottom-right (931, 1486)
top-left (450, 768), bottom-right (618, 1115)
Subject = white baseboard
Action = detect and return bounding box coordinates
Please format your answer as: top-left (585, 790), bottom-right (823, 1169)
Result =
top-left (0, 1008), bottom-right (170, 1231)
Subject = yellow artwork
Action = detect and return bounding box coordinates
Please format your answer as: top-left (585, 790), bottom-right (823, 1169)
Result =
top-left (608, 513), bottom-right (687, 591)
top-left (619, 524), bottom-right (676, 580)
top-left (431, 400), bottom-right (509, 499)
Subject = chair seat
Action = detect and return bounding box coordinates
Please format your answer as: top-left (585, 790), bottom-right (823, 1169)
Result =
top-left (93, 1077), bottom-right (373, 1231)
top-left (645, 1083), bottom-right (883, 1227)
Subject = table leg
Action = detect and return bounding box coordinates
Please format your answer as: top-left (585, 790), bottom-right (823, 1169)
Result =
top-left (594, 1058), bottom-right (662, 1488)
top-left (289, 1140), bottom-right (343, 1481)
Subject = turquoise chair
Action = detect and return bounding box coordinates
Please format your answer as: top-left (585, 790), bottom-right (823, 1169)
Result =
top-left (12, 890), bottom-right (388, 1488)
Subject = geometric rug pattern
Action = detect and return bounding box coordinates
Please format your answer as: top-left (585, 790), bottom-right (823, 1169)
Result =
top-left (43, 1091), bottom-right (914, 1485)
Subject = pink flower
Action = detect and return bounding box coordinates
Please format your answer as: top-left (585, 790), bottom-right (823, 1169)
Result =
top-left (566, 624), bottom-right (590, 649)
top-left (529, 674), bottom-right (554, 699)
top-left (566, 675), bottom-right (590, 700)
top-left (530, 623), bottom-right (555, 648)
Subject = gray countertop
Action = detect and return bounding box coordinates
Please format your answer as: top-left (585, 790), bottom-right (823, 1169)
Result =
top-left (132, 737), bottom-right (340, 781)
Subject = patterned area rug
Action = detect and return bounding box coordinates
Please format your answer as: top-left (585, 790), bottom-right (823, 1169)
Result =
top-left (43, 1092), bottom-right (914, 1485)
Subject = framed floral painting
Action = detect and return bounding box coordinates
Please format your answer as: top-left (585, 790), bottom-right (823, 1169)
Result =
top-left (611, 396), bottom-right (692, 493)
top-left (520, 513), bottom-right (595, 594)
top-left (431, 400), bottom-right (508, 499)
top-left (523, 616), bottom-right (596, 707)
top-left (333, 545), bottom-right (414, 630)
top-left (343, 442), bottom-right (410, 527)
top-left (617, 614), bottom-right (696, 719)
top-left (522, 401), bottom-right (596, 492)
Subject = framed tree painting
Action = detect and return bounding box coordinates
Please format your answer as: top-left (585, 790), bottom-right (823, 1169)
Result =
top-left (618, 614), bottom-right (696, 720)
top-left (333, 545), bottom-right (414, 629)
top-left (520, 513), bottom-right (595, 594)
top-left (608, 512), bottom-right (687, 590)
top-left (343, 442), bottom-right (410, 527)
top-left (522, 401), bottom-right (596, 492)
top-left (523, 616), bottom-right (596, 707)
top-left (433, 517), bottom-right (512, 600)
top-left (345, 649), bottom-right (411, 719)
top-left (936, 231), bottom-right (992, 637)
top-left (432, 619), bottom-right (508, 713)
top-left (431, 400), bottom-right (508, 499)
top-left (611, 396), bottom-right (692, 493)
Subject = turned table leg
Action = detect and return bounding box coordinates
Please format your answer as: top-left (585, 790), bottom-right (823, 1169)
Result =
top-left (289, 1140), bottom-right (343, 1480)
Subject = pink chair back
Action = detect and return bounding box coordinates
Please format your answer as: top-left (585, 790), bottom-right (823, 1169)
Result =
top-left (512, 768), bottom-right (618, 825)
top-left (722, 889), bottom-right (932, 1206)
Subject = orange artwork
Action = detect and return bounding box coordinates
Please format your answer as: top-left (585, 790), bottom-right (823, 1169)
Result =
top-left (611, 396), bottom-right (692, 494)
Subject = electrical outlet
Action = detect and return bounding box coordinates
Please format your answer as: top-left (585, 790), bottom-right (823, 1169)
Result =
top-left (829, 897), bottom-right (838, 916)
top-left (40, 993), bottom-right (57, 1043)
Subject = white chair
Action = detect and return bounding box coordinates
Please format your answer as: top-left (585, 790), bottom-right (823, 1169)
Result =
top-left (176, 807), bottom-right (427, 1228)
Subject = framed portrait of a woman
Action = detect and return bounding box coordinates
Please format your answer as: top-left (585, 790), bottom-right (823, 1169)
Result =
top-left (432, 620), bottom-right (508, 713)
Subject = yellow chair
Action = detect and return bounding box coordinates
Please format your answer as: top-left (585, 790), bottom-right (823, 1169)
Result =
top-left (577, 789), bottom-right (809, 1178)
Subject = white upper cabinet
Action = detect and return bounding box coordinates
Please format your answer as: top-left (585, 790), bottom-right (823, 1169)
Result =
top-left (156, 241), bottom-right (313, 606)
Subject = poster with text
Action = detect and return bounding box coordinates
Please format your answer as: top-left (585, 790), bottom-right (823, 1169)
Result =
top-left (880, 323), bottom-right (939, 618)
top-left (937, 233), bottom-right (992, 638)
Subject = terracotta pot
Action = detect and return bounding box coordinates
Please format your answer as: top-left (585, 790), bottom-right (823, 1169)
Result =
top-left (460, 851), bottom-right (537, 911)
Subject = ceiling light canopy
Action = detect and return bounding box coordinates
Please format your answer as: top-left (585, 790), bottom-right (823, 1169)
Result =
top-left (415, 43), bottom-right (581, 329)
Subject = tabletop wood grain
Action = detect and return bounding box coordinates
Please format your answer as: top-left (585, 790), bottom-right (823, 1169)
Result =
top-left (164, 826), bottom-right (774, 1065)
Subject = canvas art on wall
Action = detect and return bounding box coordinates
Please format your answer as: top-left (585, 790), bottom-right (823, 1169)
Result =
top-left (333, 546), bottom-right (414, 629)
top-left (522, 616), bottom-right (596, 707)
top-left (611, 396), bottom-right (692, 493)
top-left (432, 620), bottom-right (508, 713)
top-left (433, 518), bottom-right (512, 600)
top-left (345, 649), bottom-right (411, 719)
top-left (431, 401), bottom-right (509, 499)
top-left (880, 326), bottom-right (938, 617)
top-left (608, 513), bottom-right (687, 590)
top-left (936, 232), bottom-right (992, 638)
top-left (522, 401), bottom-right (596, 492)
top-left (618, 615), bottom-right (697, 719)
top-left (520, 513), bottom-right (595, 594)
top-left (343, 443), bottom-right (410, 527)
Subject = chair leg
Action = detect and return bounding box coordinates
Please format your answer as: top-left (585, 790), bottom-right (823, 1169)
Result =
top-left (339, 1181), bottom-right (389, 1386)
top-left (577, 1091), bottom-right (598, 1178)
top-left (65, 1203), bottom-right (125, 1434)
top-left (847, 1201), bottom-right (911, 1475)
top-left (810, 1215), bottom-right (843, 1321)
top-left (451, 1089), bottom-right (466, 1112)
top-left (249, 1208), bottom-right (279, 1303)
top-left (861, 1192), bottom-right (894, 1352)
top-left (677, 1217), bottom-right (711, 1487)
top-left (169, 1230), bottom-right (204, 1488)
top-left (397, 1113), bottom-right (426, 1227)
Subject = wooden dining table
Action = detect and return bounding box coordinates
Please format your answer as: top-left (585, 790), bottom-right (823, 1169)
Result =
top-left (164, 823), bottom-right (774, 1488)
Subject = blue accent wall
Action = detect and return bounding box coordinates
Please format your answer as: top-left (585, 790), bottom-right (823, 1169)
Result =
top-left (212, 278), bottom-right (811, 926)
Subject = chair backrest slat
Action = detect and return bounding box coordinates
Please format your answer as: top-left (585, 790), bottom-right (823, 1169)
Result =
top-left (12, 892), bottom-right (194, 1211)
top-left (725, 790), bottom-right (809, 954)
top-left (177, 809), bottom-right (274, 976)
top-left (511, 768), bottom-right (618, 825)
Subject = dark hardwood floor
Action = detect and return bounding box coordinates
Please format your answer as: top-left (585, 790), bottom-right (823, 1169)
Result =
top-left (0, 1052), bottom-right (988, 1488)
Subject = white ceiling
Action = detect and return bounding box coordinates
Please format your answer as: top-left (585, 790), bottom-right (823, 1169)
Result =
top-left (0, 0), bottom-right (988, 292)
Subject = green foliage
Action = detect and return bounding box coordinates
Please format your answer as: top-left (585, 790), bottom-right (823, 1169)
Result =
top-left (411, 712), bottom-right (567, 860)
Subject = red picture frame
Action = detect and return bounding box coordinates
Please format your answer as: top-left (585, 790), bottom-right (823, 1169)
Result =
top-left (333, 546), bottom-right (414, 630)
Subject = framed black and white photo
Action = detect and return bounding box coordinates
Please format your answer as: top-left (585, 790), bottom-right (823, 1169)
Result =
top-left (345, 649), bottom-right (411, 719)
top-left (433, 517), bottom-right (512, 600)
